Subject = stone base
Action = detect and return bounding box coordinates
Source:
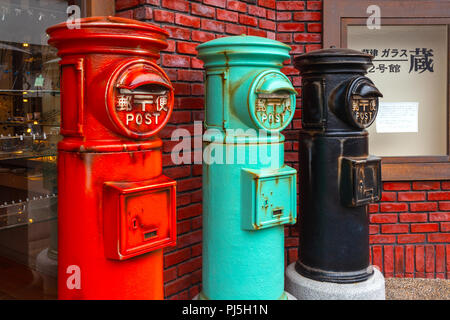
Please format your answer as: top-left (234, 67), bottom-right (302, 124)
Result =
top-left (36, 248), bottom-right (58, 298)
top-left (193, 291), bottom-right (297, 300)
top-left (285, 263), bottom-right (385, 300)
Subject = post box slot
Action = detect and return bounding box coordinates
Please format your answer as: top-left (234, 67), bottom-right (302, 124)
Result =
top-left (144, 229), bottom-right (158, 240)
top-left (273, 209), bottom-right (283, 216)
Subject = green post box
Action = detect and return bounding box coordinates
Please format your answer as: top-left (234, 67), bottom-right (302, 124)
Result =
top-left (196, 35), bottom-right (297, 300)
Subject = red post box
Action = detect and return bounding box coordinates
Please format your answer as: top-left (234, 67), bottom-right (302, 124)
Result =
top-left (47, 16), bottom-right (176, 300)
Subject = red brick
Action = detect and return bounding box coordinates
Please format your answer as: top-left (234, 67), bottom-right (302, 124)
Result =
top-left (368, 203), bottom-right (379, 213)
top-left (372, 246), bottom-right (383, 272)
top-left (191, 57), bottom-right (204, 69)
top-left (446, 245), bottom-right (450, 272)
top-left (384, 182), bottom-right (411, 191)
top-left (163, 267), bottom-right (177, 282)
top-left (412, 181), bottom-right (440, 190)
top-left (411, 223), bottom-right (439, 233)
top-left (381, 192), bottom-right (396, 202)
top-left (436, 245), bottom-right (445, 273)
top-left (439, 202), bottom-right (450, 211)
top-left (227, 0), bottom-right (247, 13)
top-left (399, 213), bottom-right (427, 223)
top-left (258, 0), bottom-right (276, 9)
top-left (191, 83), bottom-right (205, 96)
top-left (177, 203), bottom-right (202, 220)
top-left (395, 246), bottom-right (404, 275)
top-left (370, 234), bottom-right (396, 244)
top-left (164, 26), bottom-right (191, 40)
top-left (192, 30), bottom-right (215, 42)
top-left (154, 9), bottom-right (174, 23)
top-left (173, 82), bottom-right (191, 96)
top-left (248, 5), bottom-right (266, 18)
top-left (191, 3), bottom-right (215, 18)
top-left (204, 0), bottom-right (226, 8)
top-left (305, 44), bottom-right (322, 52)
top-left (442, 181), bottom-right (450, 190)
top-left (115, 9), bottom-right (133, 19)
top-left (384, 246), bottom-right (394, 273)
top-left (381, 224), bottom-right (409, 234)
top-left (133, 6), bottom-right (152, 20)
top-left (398, 234), bottom-right (426, 244)
top-left (405, 245), bottom-right (414, 273)
top-left (441, 222), bottom-right (450, 232)
top-left (162, 0), bottom-right (188, 12)
top-left (164, 247), bottom-right (191, 268)
top-left (178, 256), bottom-right (202, 276)
top-left (163, 165), bottom-right (190, 179)
top-left (239, 14), bottom-right (258, 27)
top-left (430, 212), bottom-right (450, 221)
top-left (307, 23), bottom-right (322, 33)
top-left (428, 233), bottom-right (450, 243)
top-left (175, 13), bottom-right (201, 28)
top-left (369, 225), bottom-right (379, 234)
top-left (177, 220), bottom-right (191, 235)
top-left (247, 27), bottom-right (266, 37)
top-left (277, 12), bottom-right (291, 21)
top-left (177, 230), bottom-right (202, 249)
top-left (277, 1), bottom-right (305, 11)
top-left (380, 203), bottom-right (408, 212)
top-left (294, 33), bottom-right (321, 43)
top-left (266, 9), bottom-right (276, 21)
top-left (425, 245), bottom-right (435, 273)
top-left (410, 202), bottom-right (437, 212)
top-left (177, 70), bottom-right (203, 82)
top-left (217, 8), bottom-right (238, 22)
top-left (398, 191), bottom-right (426, 202)
top-left (176, 193), bottom-right (191, 207)
top-left (293, 12), bottom-right (321, 21)
top-left (201, 18), bottom-right (225, 32)
top-left (259, 19), bottom-right (276, 31)
top-left (416, 245), bottom-right (425, 272)
top-left (278, 23), bottom-right (305, 32)
top-left (162, 54), bottom-right (190, 68)
top-left (276, 33), bottom-right (292, 43)
top-left (116, 0), bottom-right (139, 11)
top-left (177, 42), bottom-right (198, 55)
top-left (307, 1), bottom-right (322, 10)
top-left (429, 191), bottom-right (450, 201)
top-left (165, 275), bottom-right (191, 297)
top-left (224, 23), bottom-right (246, 35)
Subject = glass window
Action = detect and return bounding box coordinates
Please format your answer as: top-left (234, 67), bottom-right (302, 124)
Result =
top-left (0, 0), bottom-right (80, 299)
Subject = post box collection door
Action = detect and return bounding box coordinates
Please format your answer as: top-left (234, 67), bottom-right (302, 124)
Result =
top-left (47, 16), bottom-right (176, 299)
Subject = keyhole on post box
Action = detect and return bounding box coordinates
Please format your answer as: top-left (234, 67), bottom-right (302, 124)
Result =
top-left (132, 217), bottom-right (138, 230)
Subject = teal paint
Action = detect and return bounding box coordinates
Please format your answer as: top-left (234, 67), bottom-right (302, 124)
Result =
top-left (197, 36), bottom-right (298, 300)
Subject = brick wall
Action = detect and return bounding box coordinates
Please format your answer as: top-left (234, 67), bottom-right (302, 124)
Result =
top-left (115, 0), bottom-right (449, 299)
top-left (369, 181), bottom-right (450, 279)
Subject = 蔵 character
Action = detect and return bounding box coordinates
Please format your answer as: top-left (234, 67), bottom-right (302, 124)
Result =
top-left (409, 48), bottom-right (434, 73)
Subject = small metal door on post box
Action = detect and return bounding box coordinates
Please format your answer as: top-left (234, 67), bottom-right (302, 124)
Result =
top-left (197, 35), bottom-right (297, 300)
top-left (286, 49), bottom-right (383, 291)
top-left (47, 16), bottom-right (176, 300)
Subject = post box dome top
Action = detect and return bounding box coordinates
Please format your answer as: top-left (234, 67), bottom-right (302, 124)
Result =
top-left (294, 48), bottom-right (373, 74)
top-left (46, 16), bottom-right (168, 58)
top-left (197, 35), bottom-right (291, 68)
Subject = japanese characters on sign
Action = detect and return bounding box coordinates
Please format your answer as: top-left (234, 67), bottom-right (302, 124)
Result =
top-left (255, 93), bottom-right (293, 130)
top-left (362, 47), bottom-right (435, 74)
top-left (114, 87), bottom-right (169, 135)
top-left (350, 96), bottom-right (378, 128)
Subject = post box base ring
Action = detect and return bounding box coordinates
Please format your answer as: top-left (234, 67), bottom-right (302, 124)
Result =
top-left (295, 261), bottom-right (374, 284)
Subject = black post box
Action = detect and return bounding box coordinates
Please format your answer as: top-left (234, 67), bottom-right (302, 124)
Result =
top-left (294, 49), bottom-right (383, 283)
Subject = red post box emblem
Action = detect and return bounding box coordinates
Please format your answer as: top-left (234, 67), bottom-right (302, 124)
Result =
top-left (47, 16), bottom-right (176, 300)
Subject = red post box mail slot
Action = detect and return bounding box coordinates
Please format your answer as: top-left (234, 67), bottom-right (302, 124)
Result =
top-left (103, 176), bottom-right (176, 260)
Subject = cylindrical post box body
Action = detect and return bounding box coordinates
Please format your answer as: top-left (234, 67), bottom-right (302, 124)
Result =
top-left (293, 49), bottom-right (382, 283)
top-left (197, 36), bottom-right (298, 299)
top-left (47, 17), bottom-right (176, 299)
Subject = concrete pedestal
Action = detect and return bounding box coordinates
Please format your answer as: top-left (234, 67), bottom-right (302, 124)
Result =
top-left (285, 263), bottom-right (385, 300)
